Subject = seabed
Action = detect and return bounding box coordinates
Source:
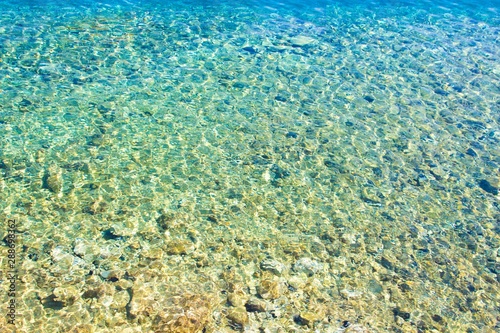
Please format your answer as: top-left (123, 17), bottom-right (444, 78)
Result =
top-left (0, 0), bottom-right (498, 332)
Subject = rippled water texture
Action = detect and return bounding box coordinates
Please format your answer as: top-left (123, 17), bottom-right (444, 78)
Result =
top-left (0, 0), bottom-right (499, 332)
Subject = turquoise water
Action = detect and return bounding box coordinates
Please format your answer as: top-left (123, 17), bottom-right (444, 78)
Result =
top-left (0, 0), bottom-right (499, 332)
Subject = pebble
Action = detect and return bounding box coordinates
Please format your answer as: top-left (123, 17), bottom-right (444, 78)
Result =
top-left (111, 290), bottom-right (130, 309)
top-left (478, 179), bottom-right (498, 195)
top-left (380, 257), bottom-right (394, 270)
top-left (470, 141), bottom-right (484, 150)
top-left (340, 289), bottom-right (362, 299)
top-left (89, 133), bottom-right (105, 146)
top-left (463, 119), bottom-right (486, 130)
top-left (432, 314), bottom-right (443, 322)
top-left (245, 297), bottom-right (266, 312)
top-left (368, 279), bottom-right (383, 294)
top-left (242, 46), bottom-right (257, 54)
top-left (102, 228), bottom-right (121, 240)
top-left (72, 77), bottom-right (85, 85)
top-left (275, 95), bottom-right (287, 102)
top-left (293, 258), bottom-right (324, 275)
top-left (300, 76), bottom-right (312, 84)
top-left (393, 308), bottom-right (411, 320)
top-left (45, 165), bottom-right (63, 194)
top-left (372, 167), bottom-right (383, 177)
top-left (393, 44), bottom-right (404, 52)
top-left (415, 173), bottom-right (427, 186)
top-left (290, 36), bottom-right (316, 47)
top-left (466, 148), bottom-right (477, 157)
top-left (233, 82), bottom-right (247, 89)
top-left (294, 312), bottom-right (318, 326)
top-left (228, 291), bottom-right (248, 307)
top-left (260, 258), bottom-right (287, 276)
top-left (434, 88), bottom-right (448, 96)
top-left (100, 270), bottom-right (122, 281)
top-left (73, 238), bottom-right (96, 259)
top-left (287, 275), bottom-right (306, 291)
top-left (270, 164), bottom-right (290, 180)
top-left (166, 240), bottom-right (191, 255)
top-left (257, 278), bottom-right (281, 299)
top-left (227, 307), bottom-right (248, 325)
top-left (20, 98), bottom-right (33, 107)
top-left (399, 282), bottom-right (412, 292)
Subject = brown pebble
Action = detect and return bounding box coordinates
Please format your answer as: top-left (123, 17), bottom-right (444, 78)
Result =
top-left (297, 312), bottom-right (318, 326)
top-left (166, 240), bottom-right (190, 255)
top-left (245, 298), bottom-right (266, 312)
top-left (257, 278), bottom-right (281, 299)
top-left (227, 307), bottom-right (248, 325)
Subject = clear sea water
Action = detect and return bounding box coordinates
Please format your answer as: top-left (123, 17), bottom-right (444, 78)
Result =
top-left (0, 0), bottom-right (499, 332)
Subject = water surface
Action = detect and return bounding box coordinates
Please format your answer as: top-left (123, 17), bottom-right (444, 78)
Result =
top-left (0, 0), bottom-right (499, 332)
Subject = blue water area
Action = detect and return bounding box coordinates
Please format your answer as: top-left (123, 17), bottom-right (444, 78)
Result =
top-left (0, 0), bottom-right (499, 332)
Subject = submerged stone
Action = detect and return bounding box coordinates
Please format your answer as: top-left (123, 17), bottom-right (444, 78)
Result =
top-left (434, 88), bottom-right (448, 96)
top-left (245, 298), bottom-right (266, 312)
top-left (242, 46), bottom-right (257, 54)
top-left (166, 240), bottom-right (191, 255)
top-left (44, 165), bottom-right (63, 194)
top-left (275, 95), bottom-right (287, 102)
top-left (293, 258), bottom-right (323, 275)
top-left (294, 312), bottom-right (319, 326)
top-left (20, 98), bottom-right (33, 107)
top-left (466, 148), bottom-right (477, 157)
top-left (290, 36), bottom-right (315, 47)
top-left (227, 307), bottom-right (248, 325)
top-left (102, 228), bottom-right (121, 240)
top-left (257, 278), bottom-right (281, 299)
top-left (260, 258), bottom-right (287, 276)
top-left (478, 179), bottom-right (498, 195)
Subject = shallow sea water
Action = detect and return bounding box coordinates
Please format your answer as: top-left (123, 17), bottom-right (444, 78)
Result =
top-left (0, 0), bottom-right (499, 332)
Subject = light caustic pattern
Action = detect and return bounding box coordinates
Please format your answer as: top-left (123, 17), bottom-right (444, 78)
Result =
top-left (0, 0), bottom-right (498, 332)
